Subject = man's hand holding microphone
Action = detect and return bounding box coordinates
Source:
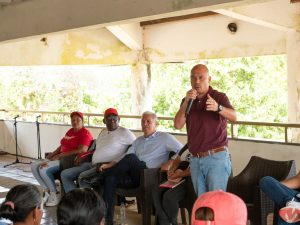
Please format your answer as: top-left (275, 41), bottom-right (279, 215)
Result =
top-left (185, 89), bottom-right (219, 116)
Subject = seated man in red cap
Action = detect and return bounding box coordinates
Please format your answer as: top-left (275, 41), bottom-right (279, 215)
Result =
top-left (31, 111), bottom-right (93, 207)
top-left (60, 108), bottom-right (136, 194)
top-left (191, 190), bottom-right (247, 225)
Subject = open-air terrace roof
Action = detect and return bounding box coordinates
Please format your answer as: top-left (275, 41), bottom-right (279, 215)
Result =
top-left (0, 1), bottom-right (299, 122)
top-left (0, 1), bottom-right (299, 144)
top-left (0, 1), bottom-right (299, 225)
top-left (0, 0), bottom-right (299, 64)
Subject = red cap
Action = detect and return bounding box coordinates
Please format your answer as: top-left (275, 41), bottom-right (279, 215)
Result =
top-left (192, 190), bottom-right (247, 225)
top-left (104, 108), bottom-right (118, 117)
top-left (70, 111), bottom-right (83, 120)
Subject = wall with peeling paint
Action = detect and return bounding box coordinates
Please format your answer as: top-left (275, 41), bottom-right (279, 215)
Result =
top-left (0, 15), bottom-right (286, 66)
top-left (143, 14), bottom-right (286, 62)
top-left (0, 29), bottom-right (138, 66)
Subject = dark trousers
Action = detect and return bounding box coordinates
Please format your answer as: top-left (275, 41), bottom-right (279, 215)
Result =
top-left (152, 181), bottom-right (186, 225)
top-left (102, 154), bottom-right (147, 225)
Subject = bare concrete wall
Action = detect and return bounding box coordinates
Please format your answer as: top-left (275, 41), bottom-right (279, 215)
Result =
top-left (0, 120), bottom-right (299, 175)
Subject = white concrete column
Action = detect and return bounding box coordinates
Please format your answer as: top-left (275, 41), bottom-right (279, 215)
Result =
top-left (131, 63), bottom-right (152, 117)
top-left (286, 31), bottom-right (300, 141)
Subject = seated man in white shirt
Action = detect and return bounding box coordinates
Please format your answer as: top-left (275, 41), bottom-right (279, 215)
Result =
top-left (60, 108), bottom-right (136, 193)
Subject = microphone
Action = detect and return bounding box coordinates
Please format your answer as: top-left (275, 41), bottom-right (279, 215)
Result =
top-left (13, 115), bottom-right (19, 119)
top-left (185, 99), bottom-right (194, 116)
top-left (36, 115), bottom-right (41, 119)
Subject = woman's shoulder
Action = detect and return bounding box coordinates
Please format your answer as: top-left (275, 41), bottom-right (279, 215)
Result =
top-left (70, 127), bottom-right (93, 138)
top-left (81, 127), bottom-right (93, 135)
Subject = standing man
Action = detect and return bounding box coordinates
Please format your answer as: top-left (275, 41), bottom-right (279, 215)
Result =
top-left (174, 64), bottom-right (237, 196)
top-left (100, 111), bottom-right (183, 225)
top-left (60, 108), bottom-right (136, 192)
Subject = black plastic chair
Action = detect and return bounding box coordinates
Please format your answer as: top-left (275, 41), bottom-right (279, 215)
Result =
top-left (48, 139), bottom-right (96, 194)
top-left (227, 156), bottom-right (296, 225)
top-left (116, 168), bottom-right (159, 225)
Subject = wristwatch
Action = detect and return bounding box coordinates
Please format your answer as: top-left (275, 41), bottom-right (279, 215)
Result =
top-left (217, 104), bottom-right (223, 113)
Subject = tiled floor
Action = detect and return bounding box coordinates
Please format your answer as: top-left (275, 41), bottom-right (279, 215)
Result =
top-left (0, 155), bottom-right (57, 225)
top-left (0, 154), bottom-right (146, 225)
top-left (0, 153), bottom-right (274, 225)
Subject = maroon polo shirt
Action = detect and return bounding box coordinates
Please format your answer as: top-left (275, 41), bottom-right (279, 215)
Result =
top-left (184, 86), bottom-right (234, 154)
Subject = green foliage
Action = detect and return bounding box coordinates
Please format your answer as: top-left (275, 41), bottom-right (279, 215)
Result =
top-left (0, 56), bottom-right (288, 140)
top-left (151, 55), bottom-right (287, 139)
top-left (0, 65), bottom-right (133, 124)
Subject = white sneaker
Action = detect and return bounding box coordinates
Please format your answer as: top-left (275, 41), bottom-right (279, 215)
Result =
top-left (45, 192), bottom-right (60, 207)
top-left (43, 191), bottom-right (50, 204)
top-left (279, 198), bottom-right (300, 223)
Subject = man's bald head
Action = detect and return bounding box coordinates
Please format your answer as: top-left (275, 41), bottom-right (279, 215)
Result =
top-left (191, 64), bottom-right (209, 76)
top-left (190, 64), bottom-right (211, 97)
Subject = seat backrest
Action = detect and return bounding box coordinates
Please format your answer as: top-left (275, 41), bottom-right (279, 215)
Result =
top-left (88, 139), bottom-right (97, 151)
top-left (60, 139), bottom-right (97, 169)
top-left (227, 155), bottom-right (295, 203)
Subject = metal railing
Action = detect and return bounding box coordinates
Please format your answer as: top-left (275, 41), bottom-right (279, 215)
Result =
top-left (1, 109), bottom-right (300, 144)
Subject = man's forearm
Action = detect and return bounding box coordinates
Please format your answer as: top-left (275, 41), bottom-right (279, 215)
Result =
top-left (61, 145), bottom-right (88, 157)
top-left (174, 101), bottom-right (188, 129)
top-left (219, 107), bottom-right (237, 122)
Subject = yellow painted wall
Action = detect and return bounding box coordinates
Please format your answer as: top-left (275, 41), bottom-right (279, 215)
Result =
top-left (0, 28), bottom-right (138, 66)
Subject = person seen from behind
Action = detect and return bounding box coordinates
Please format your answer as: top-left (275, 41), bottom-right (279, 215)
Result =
top-left (57, 188), bottom-right (106, 225)
top-left (0, 184), bottom-right (43, 225)
top-left (191, 190), bottom-right (247, 225)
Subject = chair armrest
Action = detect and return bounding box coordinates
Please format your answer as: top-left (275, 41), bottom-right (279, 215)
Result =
top-left (141, 168), bottom-right (160, 191)
top-left (78, 150), bottom-right (94, 163)
top-left (88, 139), bottom-right (96, 151)
top-left (45, 152), bottom-right (51, 158)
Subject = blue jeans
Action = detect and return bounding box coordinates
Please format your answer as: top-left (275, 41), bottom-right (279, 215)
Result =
top-left (190, 148), bottom-right (231, 196)
top-left (102, 154), bottom-right (147, 225)
top-left (31, 160), bottom-right (60, 192)
top-left (260, 176), bottom-right (300, 225)
top-left (60, 162), bottom-right (93, 193)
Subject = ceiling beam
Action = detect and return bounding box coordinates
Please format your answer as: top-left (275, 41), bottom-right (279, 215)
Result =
top-left (106, 23), bottom-right (143, 50)
top-left (213, 9), bottom-right (294, 32)
top-left (140, 11), bottom-right (217, 26)
top-left (0, 0), bottom-right (263, 43)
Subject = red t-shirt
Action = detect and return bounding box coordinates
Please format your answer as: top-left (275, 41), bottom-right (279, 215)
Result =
top-left (60, 127), bottom-right (93, 153)
top-left (185, 86), bottom-right (234, 154)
